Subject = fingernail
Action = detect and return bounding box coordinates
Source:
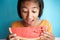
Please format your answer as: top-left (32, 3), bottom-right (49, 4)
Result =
top-left (41, 33), bottom-right (43, 35)
top-left (45, 32), bottom-right (48, 33)
top-left (43, 31), bottom-right (47, 33)
top-left (14, 34), bottom-right (16, 36)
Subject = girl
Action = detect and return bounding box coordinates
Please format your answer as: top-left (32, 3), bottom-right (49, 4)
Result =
top-left (7, 0), bottom-right (55, 40)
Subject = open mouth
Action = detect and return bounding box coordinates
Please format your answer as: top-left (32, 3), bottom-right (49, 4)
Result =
top-left (25, 19), bottom-right (34, 25)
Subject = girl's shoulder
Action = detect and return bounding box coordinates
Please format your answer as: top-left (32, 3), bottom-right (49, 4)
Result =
top-left (40, 20), bottom-right (51, 26)
top-left (11, 20), bottom-right (23, 28)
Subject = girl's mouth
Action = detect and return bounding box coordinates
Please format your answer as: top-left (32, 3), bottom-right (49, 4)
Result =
top-left (25, 19), bottom-right (34, 25)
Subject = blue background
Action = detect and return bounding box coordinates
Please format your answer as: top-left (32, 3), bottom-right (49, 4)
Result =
top-left (0, 0), bottom-right (60, 38)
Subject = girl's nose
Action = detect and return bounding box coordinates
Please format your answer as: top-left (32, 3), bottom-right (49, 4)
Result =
top-left (28, 11), bottom-right (32, 19)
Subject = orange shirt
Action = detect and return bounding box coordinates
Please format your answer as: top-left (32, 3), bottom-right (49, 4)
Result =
top-left (11, 20), bottom-right (52, 33)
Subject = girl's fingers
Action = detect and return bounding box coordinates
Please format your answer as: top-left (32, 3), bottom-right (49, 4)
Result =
top-left (9, 34), bottom-right (20, 40)
top-left (40, 36), bottom-right (47, 40)
top-left (9, 27), bottom-right (16, 38)
top-left (43, 33), bottom-right (54, 40)
top-left (9, 27), bottom-right (20, 40)
top-left (40, 32), bottom-right (55, 40)
top-left (9, 34), bottom-right (16, 38)
top-left (44, 32), bottom-right (55, 40)
top-left (10, 36), bottom-right (20, 40)
top-left (44, 32), bottom-right (54, 37)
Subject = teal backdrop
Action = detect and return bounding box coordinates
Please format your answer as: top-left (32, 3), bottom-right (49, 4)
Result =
top-left (0, 0), bottom-right (60, 38)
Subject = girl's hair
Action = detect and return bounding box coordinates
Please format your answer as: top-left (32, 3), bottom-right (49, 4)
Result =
top-left (17, 0), bottom-right (44, 18)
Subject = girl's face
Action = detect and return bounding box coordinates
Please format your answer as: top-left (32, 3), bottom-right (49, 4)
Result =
top-left (21, 1), bottom-right (40, 25)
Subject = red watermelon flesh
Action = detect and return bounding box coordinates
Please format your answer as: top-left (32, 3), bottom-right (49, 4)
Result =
top-left (10, 26), bottom-right (47, 38)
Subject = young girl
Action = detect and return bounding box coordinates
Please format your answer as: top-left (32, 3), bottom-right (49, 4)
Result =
top-left (7, 0), bottom-right (55, 40)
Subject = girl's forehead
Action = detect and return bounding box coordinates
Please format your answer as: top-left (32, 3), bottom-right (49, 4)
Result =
top-left (21, 1), bottom-right (39, 8)
top-left (21, 0), bottom-right (38, 2)
top-left (21, 0), bottom-right (39, 5)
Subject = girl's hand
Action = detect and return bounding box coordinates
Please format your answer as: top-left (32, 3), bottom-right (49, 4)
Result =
top-left (7, 34), bottom-right (20, 40)
top-left (6, 27), bottom-right (20, 40)
top-left (40, 32), bottom-right (55, 40)
top-left (7, 33), bottom-right (20, 40)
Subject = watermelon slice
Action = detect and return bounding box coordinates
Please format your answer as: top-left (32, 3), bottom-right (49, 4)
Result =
top-left (9, 26), bottom-right (47, 38)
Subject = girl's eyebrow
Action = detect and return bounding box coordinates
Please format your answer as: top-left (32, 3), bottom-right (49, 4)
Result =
top-left (32, 7), bottom-right (38, 9)
top-left (21, 7), bottom-right (38, 9)
top-left (21, 7), bottom-right (27, 8)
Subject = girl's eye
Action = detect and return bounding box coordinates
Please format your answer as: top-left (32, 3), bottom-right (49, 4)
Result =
top-left (22, 9), bottom-right (28, 13)
top-left (23, 11), bottom-right (28, 13)
top-left (21, 8), bottom-right (28, 13)
top-left (32, 11), bottom-right (36, 13)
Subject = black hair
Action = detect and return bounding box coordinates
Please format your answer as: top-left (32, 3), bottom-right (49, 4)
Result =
top-left (17, 0), bottom-right (44, 18)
